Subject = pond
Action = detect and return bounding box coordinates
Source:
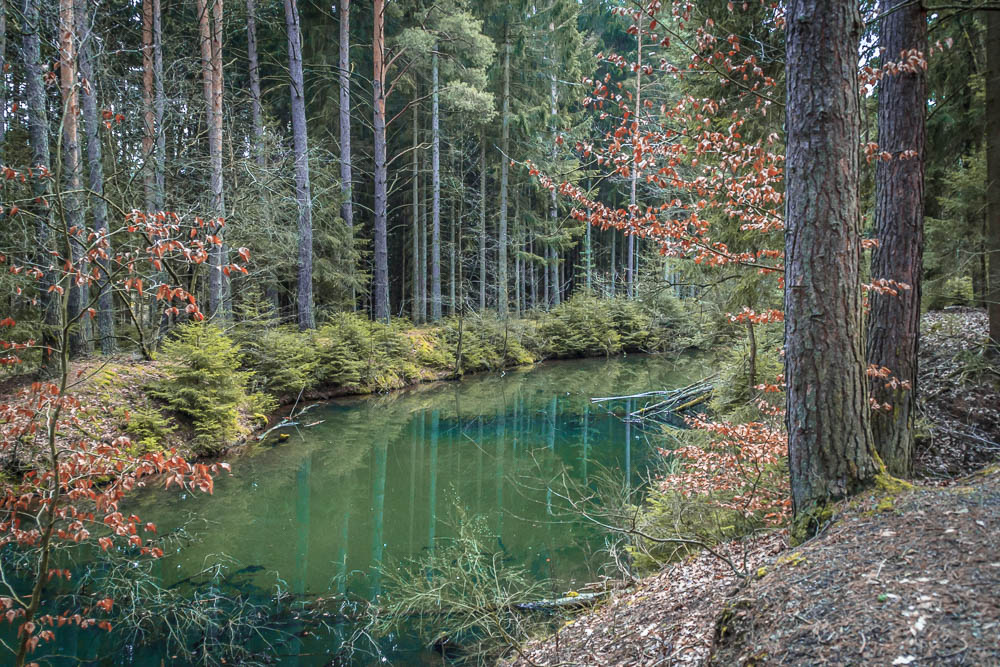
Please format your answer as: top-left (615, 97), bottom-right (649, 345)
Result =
top-left (39, 353), bottom-right (707, 665)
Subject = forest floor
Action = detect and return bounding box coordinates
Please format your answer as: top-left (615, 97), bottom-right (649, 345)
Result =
top-left (510, 308), bottom-right (1000, 666)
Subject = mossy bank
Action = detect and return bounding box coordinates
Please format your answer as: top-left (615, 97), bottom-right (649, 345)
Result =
top-left (107, 294), bottom-right (698, 458)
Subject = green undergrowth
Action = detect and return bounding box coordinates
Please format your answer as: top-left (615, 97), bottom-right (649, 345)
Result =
top-left (233, 293), bottom-right (696, 400)
top-left (113, 294), bottom-right (696, 457)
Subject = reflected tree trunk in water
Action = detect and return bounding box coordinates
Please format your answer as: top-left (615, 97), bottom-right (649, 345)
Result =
top-left (496, 414), bottom-right (506, 536)
top-left (625, 399), bottom-right (632, 490)
top-left (548, 397), bottom-right (557, 450)
top-left (371, 438), bottom-right (387, 595)
top-left (428, 410), bottom-right (439, 554)
top-left (583, 404), bottom-right (589, 485)
top-left (409, 418), bottom-right (416, 554)
top-left (295, 455), bottom-right (312, 596)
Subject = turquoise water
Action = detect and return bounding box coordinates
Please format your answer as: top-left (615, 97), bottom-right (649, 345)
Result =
top-left (27, 353), bottom-right (705, 664)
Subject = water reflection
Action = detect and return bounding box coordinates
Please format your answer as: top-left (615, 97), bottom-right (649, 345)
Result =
top-left (111, 354), bottom-right (705, 663)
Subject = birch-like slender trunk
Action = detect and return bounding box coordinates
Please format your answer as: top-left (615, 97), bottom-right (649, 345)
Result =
top-left (247, 0), bottom-right (263, 161)
top-left (0, 2), bottom-right (8, 159)
top-left (285, 0), bottom-right (314, 329)
top-left (479, 138), bottom-right (486, 312)
top-left (152, 0), bottom-right (165, 206)
top-left (431, 50), bottom-right (442, 321)
top-left (627, 10), bottom-right (642, 299)
top-left (142, 0), bottom-right (155, 210)
top-left (372, 0), bottom-right (389, 322)
top-left (411, 101), bottom-right (421, 322)
top-left (497, 34), bottom-right (510, 317)
top-left (339, 0), bottom-right (355, 309)
top-left (77, 0), bottom-right (114, 353)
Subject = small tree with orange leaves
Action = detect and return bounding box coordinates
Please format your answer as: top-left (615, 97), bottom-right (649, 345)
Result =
top-left (0, 113), bottom-right (247, 667)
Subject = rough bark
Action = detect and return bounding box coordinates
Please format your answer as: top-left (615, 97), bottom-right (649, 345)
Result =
top-left (247, 0), bottom-right (263, 161)
top-left (479, 138), bottom-right (486, 311)
top-left (498, 35), bottom-right (510, 317)
top-left (77, 0), bottom-right (115, 354)
top-left (196, 0), bottom-right (226, 319)
top-left (339, 0), bottom-right (354, 309)
top-left (60, 0), bottom-right (86, 356)
top-left (549, 70), bottom-right (560, 309)
top-left (142, 0), bottom-right (155, 210)
top-left (372, 0), bottom-right (389, 322)
top-left (431, 50), bottom-right (442, 321)
top-left (867, 0), bottom-right (926, 476)
top-left (988, 11), bottom-right (1000, 345)
top-left (152, 0), bottom-right (165, 206)
top-left (0, 2), bottom-right (7, 157)
top-left (285, 0), bottom-right (314, 329)
top-left (338, 0), bottom-right (352, 228)
top-left (627, 10), bottom-right (642, 300)
top-left (785, 0), bottom-right (876, 517)
top-left (412, 101), bottom-right (421, 322)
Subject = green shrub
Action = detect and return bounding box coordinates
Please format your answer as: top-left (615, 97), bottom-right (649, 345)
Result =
top-left (607, 298), bottom-right (654, 351)
top-left (115, 401), bottom-right (175, 453)
top-left (242, 326), bottom-right (320, 397)
top-left (151, 323), bottom-right (257, 454)
top-left (445, 313), bottom-right (534, 374)
top-left (537, 295), bottom-right (621, 357)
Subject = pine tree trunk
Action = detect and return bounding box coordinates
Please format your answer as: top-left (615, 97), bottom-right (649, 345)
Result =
top-left (339, 0), bottom-right (355, 309)
top-left (339, 0), bottom-right (352, 230)
top-left (142, 0), bottom-right (155, 210)
top-left (60, 0), bottom-right (86, 356)
top-left (431, 51), bottom-right (442, 321)
top-left (285, 0), bottom-right (314, 329)
top-left (412, 101), bottom-right (421, 322)
top-left (0, 2), bottom-right (6, 159)
top-left (372, 0), bottom-right (389, 322)
top-left (196, 0), bottom-right (226, 319)
top-left (608, 227), bottom-right (618, 298)
top-left (77, 0), bottom-right (115, 354)
top-left (420, 152), bottom-right (428, 322)
top-left (449, 144), bottom-right (456, 316)
top-left (479, 139), bottom-right (487, 312)
top-left (785, 0), bottom-right (875, 519)
top-left (867, 0), bottom-right (926, 476)
top-left (153, 0), bottom-right (165, 207)
top-left (627, 11), bottom-right (642, 300)
top-left (988, 11), bottom-right (1000, 346)
top-left (247, 0), bottom-right (263, 160)
top-left (498, 35), bottom-right (510, 317)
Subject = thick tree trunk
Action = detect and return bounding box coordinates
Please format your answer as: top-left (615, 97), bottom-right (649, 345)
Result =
top-left (479, 139), bottom-right (487, 312)
top-left (372, 0), bottom-right (389, 322)
top-left (412, 101), bottom-right (421, 322)
top-left (431, 51), bottom-right (442, 321)
top-left (77, 0), bottom-right (115, 354)
top-left (785, 0), bottom-right (876, 519)
top-left (285, 0), bottom-right (314, 329)
top-left (988, 11), bottom-right (1000, 345)
top-left (197, 0), bottom-right (226, 319)
top-left (867, 0), bottom-right (926, 476)
top-left (59, 0), bottom-right (86, 356)
top-left (498, 35), bottom-right (510, 317)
